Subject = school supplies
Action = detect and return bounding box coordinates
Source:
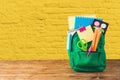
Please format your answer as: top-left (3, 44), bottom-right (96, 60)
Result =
top-left (77, 39), bottom-right (87, 51)
top-left (67, 15), bottom-right (108, 72)
top-left (87, 46), bottom-right (92, 56)
top-left (68, 31), bottom-right (106, 72)
top-left (91, 27), bottom-right (102, 51)
top-left (77, 25), bottom-right (94, 42)
top-left (75, 17), bottom-right (102, 29)
top-left (67, 32), bottom-right (72, 50)
top-left (68, 15), bottom-right (102, 30)
top-left (67, 29), bottom-right (78, 51)
top-left (91, 19), bottom-right (109, 35)
top-left (68, 16), bottom-right (75, 30)
top-left (68, 29), bottom-right (77, 36)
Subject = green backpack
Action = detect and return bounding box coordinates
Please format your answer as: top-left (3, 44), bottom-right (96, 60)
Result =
top-left (67, 31), bottom-right (106, 72)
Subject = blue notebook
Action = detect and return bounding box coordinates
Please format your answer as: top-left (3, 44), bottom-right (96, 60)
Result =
top-left (66, 33), bottom-right (72, 51)
top-left (74, 17), bottom-right (102, 29)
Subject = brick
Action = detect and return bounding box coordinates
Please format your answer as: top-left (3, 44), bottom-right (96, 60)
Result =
top-left (0, 0), bottom-right (119, 59)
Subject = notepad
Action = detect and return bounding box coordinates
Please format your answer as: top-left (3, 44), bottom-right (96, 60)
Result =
top-left (77, 25), bottom-right (94, 42)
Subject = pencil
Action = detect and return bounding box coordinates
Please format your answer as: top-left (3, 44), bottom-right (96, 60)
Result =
top-left (91, 27), bottom-right (98, 51)
top-left (94, 28), bottom-right (102, 51)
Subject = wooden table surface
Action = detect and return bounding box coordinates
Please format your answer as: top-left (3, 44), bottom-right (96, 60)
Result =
top-left (0, 60), bottom-right (119, 80)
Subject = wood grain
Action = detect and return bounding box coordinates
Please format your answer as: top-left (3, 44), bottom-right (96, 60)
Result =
top-left (0, 60), bottom-right (119, 80)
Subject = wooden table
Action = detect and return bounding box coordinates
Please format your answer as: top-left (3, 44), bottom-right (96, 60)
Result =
top-left (0, 60), bottom-right (119, 80)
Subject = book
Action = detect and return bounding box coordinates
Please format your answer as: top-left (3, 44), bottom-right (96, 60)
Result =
top-left (68, 15), bottom-right (97, 30)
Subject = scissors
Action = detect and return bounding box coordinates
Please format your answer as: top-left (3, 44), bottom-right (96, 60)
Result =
top-left (77, 39), bottom-right (87, 51)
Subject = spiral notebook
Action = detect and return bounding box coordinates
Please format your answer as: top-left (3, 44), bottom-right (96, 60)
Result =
top-left (75, 17), bottom-right (102, 29)
top-left (68, 15), bottom-right (102, 30)
top-left (68, 15), bottom-right (96, 30)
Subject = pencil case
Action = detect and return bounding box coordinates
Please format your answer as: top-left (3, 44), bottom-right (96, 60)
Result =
top-left (67, 32), bottom-right (106, 72)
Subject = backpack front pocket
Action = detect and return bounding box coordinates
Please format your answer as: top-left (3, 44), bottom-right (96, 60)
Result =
top-left (74, 51), bottom-right (101, 68)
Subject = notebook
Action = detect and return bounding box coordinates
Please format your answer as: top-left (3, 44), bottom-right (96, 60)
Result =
top-left (77, 25), bottom-right (94, 42)
top-left (68, 15), bottom-right (97, 30)
top-left (75, 17), bottom-right (102, 29)
top-left (68, 16), bottom-right (75, 30)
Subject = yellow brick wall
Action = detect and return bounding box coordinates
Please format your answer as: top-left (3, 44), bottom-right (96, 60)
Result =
top-left (0, 0), bottom-right (120, 60)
